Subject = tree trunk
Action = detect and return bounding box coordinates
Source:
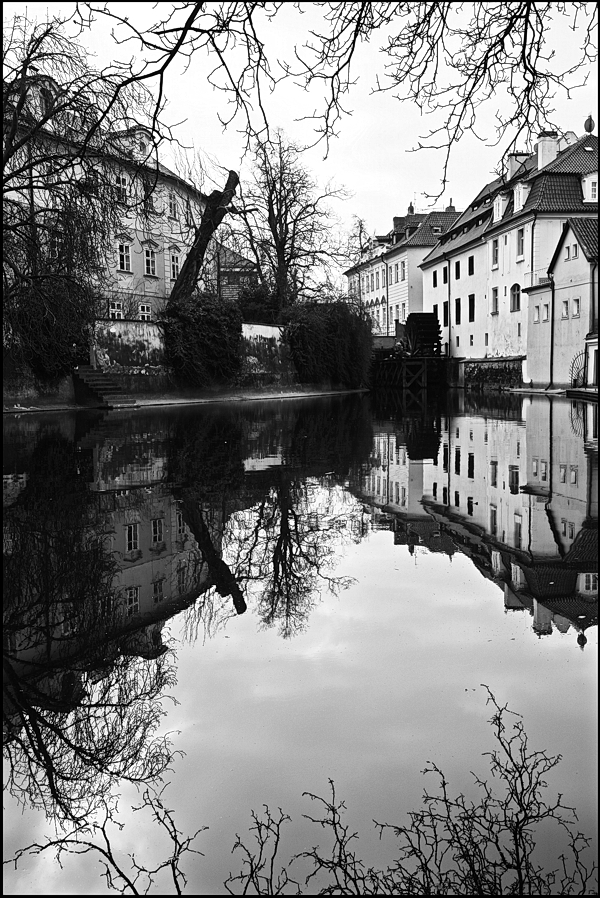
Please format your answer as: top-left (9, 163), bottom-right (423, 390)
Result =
top-left (167, 170), bottom-right (239, 310)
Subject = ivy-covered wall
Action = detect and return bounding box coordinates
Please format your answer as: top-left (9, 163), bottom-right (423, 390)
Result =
top-left (463, 358), bottom-right (524, 391)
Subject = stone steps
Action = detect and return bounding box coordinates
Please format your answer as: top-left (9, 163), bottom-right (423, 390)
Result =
top-left (73, 366), bottom-right (137, 408)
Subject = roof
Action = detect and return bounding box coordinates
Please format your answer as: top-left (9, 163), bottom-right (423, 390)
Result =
top-left (214, 242), bottom-right (256, 271)
top-left (421, 217), bottom-right (490, 267)
top-left (394, 211), bottom-right (462, 248)
top-left (568, 218), bottom-right (598, 262)
top-left (534, 133), bottom-right (598, 176)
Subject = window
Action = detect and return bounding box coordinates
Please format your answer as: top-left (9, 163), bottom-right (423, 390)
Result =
top-left (508, 466), bottom-right (519, 494)
top-left (468, 453), bottom-right (475, 479)
top-left (126, 523), bottom-right (139, 552)
top-left (126, 586), bottom-right (139, 616)
top-left (467, 497), bottom-right (474, 516)
top-left (388, 265), bottom-right (392, 282)
top-left (455, 260), bottom-right (460, 280)
top-left (532, 458), bottom-right (538, 477)
top-left (570, 466), bottom-right (578, 485)
top-left (145, 246), bottom-right (157, 276)
top-left (153, 580), bottom-right (164, 603)
top-left (468, 255), bottom-right (474, 275)
top-left (510, 284), bottom-right (521, 312)
top-left (491, 287), bottom-right (499, 314)
top-left (490, 505), bottom-right (498, 536)
top-left (454, 448), bottom-right (461, 475)
top-left (433, 269), bottom-right (437, 287)
top-left (118, 243), bottom-right (131, 272)
top-left (177, 510), bottom-right (185, 535)
top-left (143, 181), bottom-right (154, 213)
top-left (433, 303), bottom-right (438, 320)
top-left (568, 522), bottom-right (574, 539)
top-left (168, 191), bottom-right (178, 218)
top-left (559, 464), bottom-right (567, 483)
top-left (561, 519), bottom-right (567, 536)
top-left (468, 294), bottom-right (475, 322)
top-left (370, 273), bottom-right (374, 291)
top-left (443, 486), bottom-right (448, 505)
top-left (534, 305), bottom-right (540, 323)
top-left (401, 302), bottom-right (406, 322)
top-left (376, 271), bottom-right (380, 289)
top-left (443, 444), bottom-right (449, 472)
top-left (517, 228), bottom-right (525, 258)
top-left (572, 244), bottom-right (578, 259)
top-left (177, 566), bottom-right (186, 595)
top-left (395, 304), bottom-right (400, 321)
top-left (565, 246), bottom-right (571, 260)
top-left (492, 239), bottom-right (499, 267)
top-left (541, 460), bottom-right (548, 482)
top-left (170, 252), bottom-right (180, 281)
top-left (139, 303), bottom-right (151, 321)
top-left (442, 266), bottom-right (448, 284)
top-left (562, 300), bottom-right (569, 319)
top-left (572, 297), bottom-right (580, 317)
top-left (470, 335), bottom-right (474, 346)
top-left (516, 440), bottom-right (521, 457)
top-left (542, 304), bottom-right (549, 321)
top-left (455, 297), bottom-right (461, 325)
top-left (391, 263), bottom-right (396, 283)
top-left (454, 491), bottom-right (460, 508)
top-left (152, 518), bottom-right (164, 543)
top-left (584, 573), bottom-right (598, 592)
top-left (443, 301), bottom-right (449, 327)
top-left (456, 336), bottom-right (460, 347)
top-left (591, 180), bottom-right (598, 201)
top-left (109, 300), bottom-right (123, 320)
top-left (116, 174), bottom-right (128, 203)
top-left (514, 515), bottom-right (522, 549)
top-left (382, 267), bottom-right (386, 286)
top-left (400, 261), bottom-right (406, 281)
top-left (485, 333), bottom-right (489, 346)
top-left (517, 323), bottom-right (521, 337)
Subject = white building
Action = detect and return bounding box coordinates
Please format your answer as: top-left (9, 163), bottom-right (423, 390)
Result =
top-left (420, 128), bottom-right (598, 380)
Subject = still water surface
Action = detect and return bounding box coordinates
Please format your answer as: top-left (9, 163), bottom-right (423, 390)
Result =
top-left (3, 392), bottom-right (598, 894)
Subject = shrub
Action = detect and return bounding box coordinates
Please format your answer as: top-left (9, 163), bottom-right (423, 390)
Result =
top-left (160, 292), bottom-right (242, 388)
top-left (281, 301), bottom-right (371, 388)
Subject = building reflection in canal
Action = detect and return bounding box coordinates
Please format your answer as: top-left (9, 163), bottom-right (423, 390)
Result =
top-left (356, 393), bottom-right (598, 648)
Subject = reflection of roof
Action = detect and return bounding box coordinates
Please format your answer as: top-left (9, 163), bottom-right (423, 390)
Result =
top-left (564, 526), bottom-right (598, 567)
top-left (539, 596), bottom-right (598, 631)
top-left (524, 566), bottom-right (577, 598)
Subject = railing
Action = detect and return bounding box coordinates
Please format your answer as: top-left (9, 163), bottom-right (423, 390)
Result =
top-left (523, 269), bottom-right (551, 289)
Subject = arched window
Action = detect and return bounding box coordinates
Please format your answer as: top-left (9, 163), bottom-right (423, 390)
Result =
top-left (510, 283), bottom-right (521, 312)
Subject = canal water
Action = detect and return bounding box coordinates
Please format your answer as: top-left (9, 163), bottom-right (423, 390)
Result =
top-left (3, 392), bottom-right (598, 894)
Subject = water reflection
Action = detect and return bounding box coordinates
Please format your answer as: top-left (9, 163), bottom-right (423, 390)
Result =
top-left (356, 393), bottom-right (598, 647)
top-left (3, 397), bottom-right (374, 819)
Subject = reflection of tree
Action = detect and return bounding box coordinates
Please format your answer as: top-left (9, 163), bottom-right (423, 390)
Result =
top-left (229, 478), bottom-right (362, 638)
top-left (3, 435), bottom-right (176, 823)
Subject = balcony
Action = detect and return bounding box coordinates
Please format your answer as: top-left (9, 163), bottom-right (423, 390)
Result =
top-left (523, 269), bottom-right (551, 289)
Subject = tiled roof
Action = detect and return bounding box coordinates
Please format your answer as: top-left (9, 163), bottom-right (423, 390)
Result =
top-left (214, 241), bottom-right (256, 270)
top-left (395, 211), bottom-right (462, 248)
top-left (568, 218), bottom-right (598, 262)
top-left (538, 134), bottom-right (598, 175)
top-left (564, 526), bottom-right (598, 566)
top-left (523, 173), bottom-right (596, 213)
top-left (420, 218), bottom-right (490, 267)
top-left (523, 566), bottom-right (577, 598)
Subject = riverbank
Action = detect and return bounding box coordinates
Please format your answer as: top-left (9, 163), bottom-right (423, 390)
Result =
top-left (3, 386), bottom-right (370, 415)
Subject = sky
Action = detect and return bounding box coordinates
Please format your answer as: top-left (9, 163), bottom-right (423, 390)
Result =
top-left (6, 2), bottom-right (598, 238)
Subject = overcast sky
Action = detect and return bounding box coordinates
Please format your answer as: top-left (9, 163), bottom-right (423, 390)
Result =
top-left (7, 2), bottom-right (598, 236)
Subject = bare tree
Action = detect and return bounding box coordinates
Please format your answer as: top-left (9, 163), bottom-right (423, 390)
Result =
top-left (235, 132), bottom-right (348, 310)
top-left (79, 2), bottom-right (597, 192)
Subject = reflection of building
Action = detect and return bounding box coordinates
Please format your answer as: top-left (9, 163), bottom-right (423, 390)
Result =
top-left (355, 396), bottom-right (598, 647)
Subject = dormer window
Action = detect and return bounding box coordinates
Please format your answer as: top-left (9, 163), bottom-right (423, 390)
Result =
top-left (582, 172), bottom-right (598, 202)
top-left (513, 182), bottom-right (530, 213)
top-left (493, 194), bottom-right (509, 222)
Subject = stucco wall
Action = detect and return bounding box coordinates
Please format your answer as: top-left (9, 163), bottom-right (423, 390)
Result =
top-left (94, 319), bottom-right (166, 369)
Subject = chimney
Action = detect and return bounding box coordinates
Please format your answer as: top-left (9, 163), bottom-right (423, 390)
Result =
top-left (558, 131), bottom-right (578, 151)
top-left (445, 198), bottom-right (455, 212)
top-left (507, 152), bottom-right (529, 179)
top-left (536, 131), bottom-right (559, 170)
top-left (407, 202), bottom-right (415, 215)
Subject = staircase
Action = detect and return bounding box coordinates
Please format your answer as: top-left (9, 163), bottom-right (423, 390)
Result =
top-left (73, 366), bottom-right (136, 408)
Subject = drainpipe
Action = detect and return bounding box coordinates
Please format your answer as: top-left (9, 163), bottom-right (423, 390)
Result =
top-left (527, 213), bottom-right (537, 384)
top-left (546, 273), bottom-right (555, 389)
top-left (584, 260), bottom-right (597, 386)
